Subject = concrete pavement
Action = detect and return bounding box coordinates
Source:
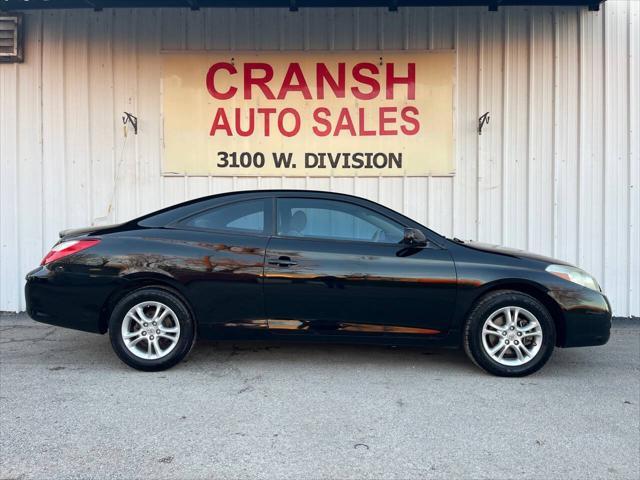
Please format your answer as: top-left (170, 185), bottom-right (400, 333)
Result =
top-left (1, 313), bottom-right (638, 480)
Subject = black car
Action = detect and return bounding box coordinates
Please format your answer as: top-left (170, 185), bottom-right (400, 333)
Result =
top-left (25, 190), bottom-right (611, 376)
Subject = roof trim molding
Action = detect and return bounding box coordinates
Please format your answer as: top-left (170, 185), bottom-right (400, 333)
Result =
top-left (1, 0), bottom-right (605, 12)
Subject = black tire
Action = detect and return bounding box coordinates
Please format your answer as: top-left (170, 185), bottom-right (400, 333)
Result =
top-left (108, 287), bottom-right (196, 371)
top-left (463, 290), bottom-right (556, 377)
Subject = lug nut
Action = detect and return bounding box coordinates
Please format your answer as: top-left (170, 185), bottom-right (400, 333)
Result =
top-left (141, 331), bottom-right (147, 336)
top-left (517, 332), bottom-right (522, 336)
top-left (502, 331), bottom-right (507, 336)
top-left (143, 323), bottom-right (148, 327)
top-left (156, 329), bottom-right (160, 334)
top-left (153, 322), bottom-right (157, 326)
top-left (510, 326), bottom-right (515, 330)
top-left (514, 340), bottom-right (519, 345)
top-left (150, 335), bottom-right (154, 340)
top-left (505, 340), bottom-right (510, 345)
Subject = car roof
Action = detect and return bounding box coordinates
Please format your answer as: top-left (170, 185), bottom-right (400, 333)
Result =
top-left (139, 189), bottom-right (383, 222)
top-left (134, 189), bottom-right (446, 244)
top-left (171, 189), bottom-right (373, 202)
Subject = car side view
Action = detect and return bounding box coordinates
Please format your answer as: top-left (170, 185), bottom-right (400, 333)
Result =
top-left (25, 190), bottom-right (611, 376)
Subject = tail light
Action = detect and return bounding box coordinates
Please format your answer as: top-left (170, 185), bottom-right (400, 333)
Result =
top-left (41, 239), bottom-right (101, 266)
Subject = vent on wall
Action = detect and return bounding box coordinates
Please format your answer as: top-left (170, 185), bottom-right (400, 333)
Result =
top-left (0, 14), bottom-right (23, 63)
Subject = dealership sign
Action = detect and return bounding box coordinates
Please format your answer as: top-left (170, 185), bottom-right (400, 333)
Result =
top-left (162, 51), bottom-right (454, 176)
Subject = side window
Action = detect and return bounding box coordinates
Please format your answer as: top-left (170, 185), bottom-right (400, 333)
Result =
top-left (181, 199), bottom-right (267, 234)
top-left (277, 198), bottom-right (404, 243)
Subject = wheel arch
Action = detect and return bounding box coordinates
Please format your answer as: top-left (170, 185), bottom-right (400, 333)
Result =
top-left (98, 275), bottom-right (196, 334)
top-left (463, 280), bottom-right (567, 347)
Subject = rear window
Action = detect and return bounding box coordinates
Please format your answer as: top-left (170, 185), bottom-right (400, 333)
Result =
top-left (180, 199), bottom-right (267, 234)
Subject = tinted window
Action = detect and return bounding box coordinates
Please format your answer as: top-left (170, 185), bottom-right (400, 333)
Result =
top-left (277, 198), bottom-right (404, 243)
top-left (182, 199), bottom-right (266, 233)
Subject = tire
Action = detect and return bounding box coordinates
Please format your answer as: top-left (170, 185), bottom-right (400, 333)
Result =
top-left (463, 290), bottom-right (556, 377)
top-left (108, 287), bottom-right (196, 371)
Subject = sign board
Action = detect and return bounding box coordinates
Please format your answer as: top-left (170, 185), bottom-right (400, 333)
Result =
top-left (162, 51), bottom-right (454, 176)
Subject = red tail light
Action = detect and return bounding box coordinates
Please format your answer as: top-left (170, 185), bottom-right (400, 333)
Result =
top-left (41, 239), bottom-right (101, 266)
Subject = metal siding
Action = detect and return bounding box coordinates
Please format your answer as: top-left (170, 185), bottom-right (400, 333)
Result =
top-left (629, 0), bottom-right (639, 317)
top-left (528, 8), bottom-right (555, 258)
top-left (577, 6), bottom-right (605, 284)
top-left (17, 11), bottom-right (44, 316)
top-left (64, 10), bottom-right (91, 231)
top-left (87, 10), bottom-right (117, 227)
top-left (0, 2), bottom-right (638, 317)
top-left (0, 59), bottom-right (19, 311)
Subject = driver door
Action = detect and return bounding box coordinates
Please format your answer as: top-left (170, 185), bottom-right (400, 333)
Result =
top-left (263, 196), bottom-right (457, 334)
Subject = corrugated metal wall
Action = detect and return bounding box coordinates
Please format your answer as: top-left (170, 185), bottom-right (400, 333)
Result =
top-left (1, 2), bottom-right (638, 316)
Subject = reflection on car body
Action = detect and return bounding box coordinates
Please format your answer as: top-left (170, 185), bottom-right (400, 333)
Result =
top-left (26, 190), bottom-right (611, 376)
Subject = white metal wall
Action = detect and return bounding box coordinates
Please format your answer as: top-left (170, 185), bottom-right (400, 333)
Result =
top-left (1, 2), bottom-right (638, 316)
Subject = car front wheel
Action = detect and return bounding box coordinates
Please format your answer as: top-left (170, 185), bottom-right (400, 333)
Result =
top-left (109, 288), bottom-right (196, 371)
top-left (463, 290), bottom-right (556, 377)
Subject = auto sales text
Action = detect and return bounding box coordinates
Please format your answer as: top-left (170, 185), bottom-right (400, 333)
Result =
top-left (206, 61), bottom-right (421, 138)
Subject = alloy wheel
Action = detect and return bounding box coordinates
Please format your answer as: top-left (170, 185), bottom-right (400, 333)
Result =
top-left (121, 301), bottom-right (181, 360)
top-left (481, 306), bottom-right (543, 366)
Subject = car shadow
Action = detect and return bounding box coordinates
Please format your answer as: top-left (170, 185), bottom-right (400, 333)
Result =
top-left (2, 316), bottom-right (626, 378)
top-left (187, 338), bottom-right (476, 373)
top-left (1, 319), bottom-right (478, 374)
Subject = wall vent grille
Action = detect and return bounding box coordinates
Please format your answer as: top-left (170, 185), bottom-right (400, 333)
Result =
top-left (0, 14), bottom-right (23, 63)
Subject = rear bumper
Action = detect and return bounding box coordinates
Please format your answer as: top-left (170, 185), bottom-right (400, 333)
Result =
top-left (25, 266), bottom-right (118, 334)
top-left (548, 288), bottom-right (612, 348)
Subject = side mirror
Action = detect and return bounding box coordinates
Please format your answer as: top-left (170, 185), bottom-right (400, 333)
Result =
top-left (403, 228), bottom-right (427, 246)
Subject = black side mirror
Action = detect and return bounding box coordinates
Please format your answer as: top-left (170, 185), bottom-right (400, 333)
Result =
top-left (403, 228), bottom-right (427, 246)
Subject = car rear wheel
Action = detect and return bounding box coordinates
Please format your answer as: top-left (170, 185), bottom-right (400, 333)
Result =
top-left (109, 288), bottom-right (196, 371)
top-left (463, 290), bottom-right (556, 377)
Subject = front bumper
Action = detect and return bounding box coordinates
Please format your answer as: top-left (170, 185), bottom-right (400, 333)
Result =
top-left (548, 288), bottom-right (612, 348)
top-left (25, 265), bottom-right (119, 334)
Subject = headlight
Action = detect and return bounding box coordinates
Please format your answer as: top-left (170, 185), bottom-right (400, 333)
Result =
top-left (545, 264), bottom-right (600, 291)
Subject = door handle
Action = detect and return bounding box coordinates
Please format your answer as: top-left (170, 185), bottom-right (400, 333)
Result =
top-left (267, 256), bottom-right (298, 267)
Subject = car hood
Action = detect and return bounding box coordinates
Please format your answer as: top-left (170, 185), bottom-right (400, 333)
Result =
top-left (460, 241), bottom-right (574, 267)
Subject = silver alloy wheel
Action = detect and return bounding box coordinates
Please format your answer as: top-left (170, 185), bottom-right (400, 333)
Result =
top-left (121, 301), bottom-right (181, 360)
top-left (481, 306), bottom-right (543, 366)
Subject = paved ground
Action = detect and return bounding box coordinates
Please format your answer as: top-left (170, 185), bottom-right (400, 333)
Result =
top-left (0, 313), bottom-right (638, 480)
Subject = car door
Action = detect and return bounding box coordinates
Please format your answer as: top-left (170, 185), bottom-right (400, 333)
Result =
top-left (171, 196), bottom-right (272, 336)
top-left (263, 196), bottom-right (457, 335)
